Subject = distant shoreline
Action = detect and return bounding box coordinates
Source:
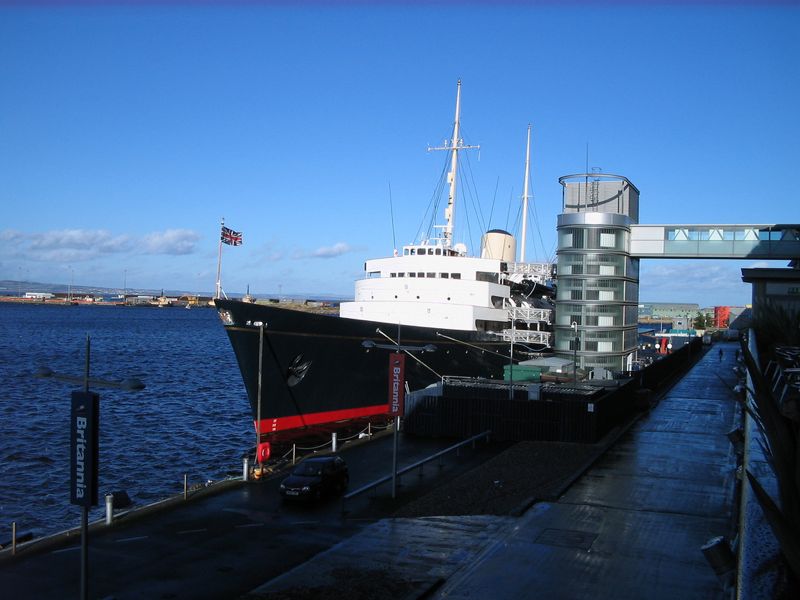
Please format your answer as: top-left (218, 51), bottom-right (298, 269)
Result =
top-left (0, 296), bottom-right (213, 307)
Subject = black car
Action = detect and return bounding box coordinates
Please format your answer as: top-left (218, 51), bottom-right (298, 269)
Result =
top-left (279, 455), bottom-right (349, 502)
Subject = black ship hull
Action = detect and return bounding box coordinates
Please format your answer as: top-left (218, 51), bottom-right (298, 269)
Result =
top-left (215, 299), bottom-right (525, 434)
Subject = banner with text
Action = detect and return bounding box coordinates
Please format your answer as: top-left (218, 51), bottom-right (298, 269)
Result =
top-left (70, 391), bottom-right (99, 507)
top-left (387, 352), bottom-right (405, 417)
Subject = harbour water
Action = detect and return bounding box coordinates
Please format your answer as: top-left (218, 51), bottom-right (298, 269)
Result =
top-left (0, 303), bottom-right (252, 538)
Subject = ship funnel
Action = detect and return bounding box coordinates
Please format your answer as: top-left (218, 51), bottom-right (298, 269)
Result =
top-left (481, 229), bottom-right (516, 262)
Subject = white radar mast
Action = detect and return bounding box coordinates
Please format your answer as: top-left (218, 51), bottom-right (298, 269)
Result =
top-left (520, 123), bottom-right (532, 262)
top-left (428, 80), bottom-right (479, 249)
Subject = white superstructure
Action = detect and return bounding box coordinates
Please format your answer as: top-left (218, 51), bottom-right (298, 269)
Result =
top-left (340, 81), bottom-right (554, 341)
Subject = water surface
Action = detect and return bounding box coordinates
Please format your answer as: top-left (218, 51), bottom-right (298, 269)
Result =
top-left (0, 303), bottom-right (252, 537)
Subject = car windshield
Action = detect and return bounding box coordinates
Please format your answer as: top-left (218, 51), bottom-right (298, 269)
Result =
top-left (294, 463), bottom-right (323, 476)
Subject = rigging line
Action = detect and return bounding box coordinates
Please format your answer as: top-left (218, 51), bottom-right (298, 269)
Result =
top-left (375, 328), bottom-right (442, 379)
top-left (487, 176), bottom-right (500, 230)
top-left (388, 181), bottom-right (397, 252)
top-left (529, 195), bottom-right (548, 262)
top-left (415, 156), bottom-right (449, 244)
top-left (462, 150), bottom-right (486, 232)
top-left (430, 162), bottom-right (449, 240)
top-left (459, 168), bottom-right (476, 253)
top-left (435, 332), bottom-right (511, 361)
top-left (504, 187), bottom-right (514, 231)
top-left (429, 156), bottom-right (451, 241)
top-left (510, 200), bottom-right (522, 241)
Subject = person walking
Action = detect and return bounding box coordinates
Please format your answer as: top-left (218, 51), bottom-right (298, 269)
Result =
top-left (719, 348), bottom-right (724, 361)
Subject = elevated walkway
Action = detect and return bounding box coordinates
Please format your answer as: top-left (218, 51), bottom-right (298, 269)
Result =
top-left (630, 224), bottom-right (800, 259)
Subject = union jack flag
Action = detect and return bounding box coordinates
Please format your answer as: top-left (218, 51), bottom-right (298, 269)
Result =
top-left (221, 226), bottom-right (242, 246)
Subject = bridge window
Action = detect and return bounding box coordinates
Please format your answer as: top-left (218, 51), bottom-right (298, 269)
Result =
top-left (600, 230), bottom-right (616, 248)
top-left (409, 272), bottom-right (416, 277)
top-left (435, 248), bottom-right (442, 255)
top-left (440, 273), bottom-right (449, 278)
top-left (560, 229), bottom-right (584, 248)
top-left (451, 273), bottom-right (461, 280)
top-left (427, 272), bottom-right (435, 278)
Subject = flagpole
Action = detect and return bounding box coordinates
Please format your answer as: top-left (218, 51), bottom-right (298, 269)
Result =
top-left (215, 217), bottom-right (224, 300)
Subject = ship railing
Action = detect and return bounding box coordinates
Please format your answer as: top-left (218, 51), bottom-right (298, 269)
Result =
top-left (506, 262), bottom-right (552, 277)
top-left (273, 422), bottom-right (384, 467)
top-left (341, 430), bottom-right (492, 516)
top-left (508, 306), bottom-right (553, 325)
top-left (493, 329), bottom-right (553, 345)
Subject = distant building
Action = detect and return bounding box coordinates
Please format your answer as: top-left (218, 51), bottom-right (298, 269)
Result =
top-left (714, 306), bottom-right (731, 328)
top-left (24, 292), bottom-right (54, 300)
top-left (638, 303), bottom-right (699, 321)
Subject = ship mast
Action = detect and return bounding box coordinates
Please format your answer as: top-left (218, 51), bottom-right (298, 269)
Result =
top-left (429, 80), bottom-right (479, 250)
top-left (520, 124), bottom-right (532, 262)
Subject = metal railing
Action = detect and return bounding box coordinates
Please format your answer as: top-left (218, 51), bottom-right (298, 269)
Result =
top-left (341, 430), bottom-right (491, 514)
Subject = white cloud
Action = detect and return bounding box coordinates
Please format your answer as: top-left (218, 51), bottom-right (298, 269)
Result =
top-left (0, 227), bottom-right (201, 263)
top-left (0, 229), bottom-right (25, 243)
top-left (27, 229), bottom-right (133, 254)
top-left (141, 229), bottom-right (200, 255)
top-left (1, 229), bottom-right (133, 262)
top-left (305, 242), bottom-right (353, 259)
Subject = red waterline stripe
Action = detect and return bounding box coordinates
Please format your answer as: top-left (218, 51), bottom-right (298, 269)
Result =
top-left (255, 403), bottom-right (389, 434)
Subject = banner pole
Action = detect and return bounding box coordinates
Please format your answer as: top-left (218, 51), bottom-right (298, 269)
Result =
top-left (215, 217), bottom-right (224, 300)
top-left (80, 334), bottom-right (90, 600)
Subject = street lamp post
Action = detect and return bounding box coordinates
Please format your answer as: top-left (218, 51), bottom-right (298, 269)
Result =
top-left (571, 321), bottom-right (579, 382)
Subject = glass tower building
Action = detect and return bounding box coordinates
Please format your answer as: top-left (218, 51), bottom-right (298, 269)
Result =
top-left (554, 174), bottom-right (640, 373)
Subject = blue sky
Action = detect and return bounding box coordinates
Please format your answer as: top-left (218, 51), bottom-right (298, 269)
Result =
top-left (1, 2), bottom-right (798, 307)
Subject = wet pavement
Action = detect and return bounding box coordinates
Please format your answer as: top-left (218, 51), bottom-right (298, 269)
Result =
top-left (247, 343), bottom-right (740, 599)
top-left (0, 433), bottom-right (498, 600)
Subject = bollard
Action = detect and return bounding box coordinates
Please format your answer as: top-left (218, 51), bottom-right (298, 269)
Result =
top-left (292, 444), bottom-right (296, 465)
top-left (183, 474), bottom-right (188, 500)
top-left (368, 422), bottom-right (371, 437)
top-left (105, 494), bottom-right (114, 525)
top-left (243, 456), bottom-right (250, 482)
top-left (332, 432), bottom-right (338, 453)
top-left (11, 521), bottom-right (15, 555)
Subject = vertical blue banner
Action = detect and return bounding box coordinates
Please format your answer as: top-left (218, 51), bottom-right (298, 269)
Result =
top-left (70, 391), bottom-right (99, 507)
